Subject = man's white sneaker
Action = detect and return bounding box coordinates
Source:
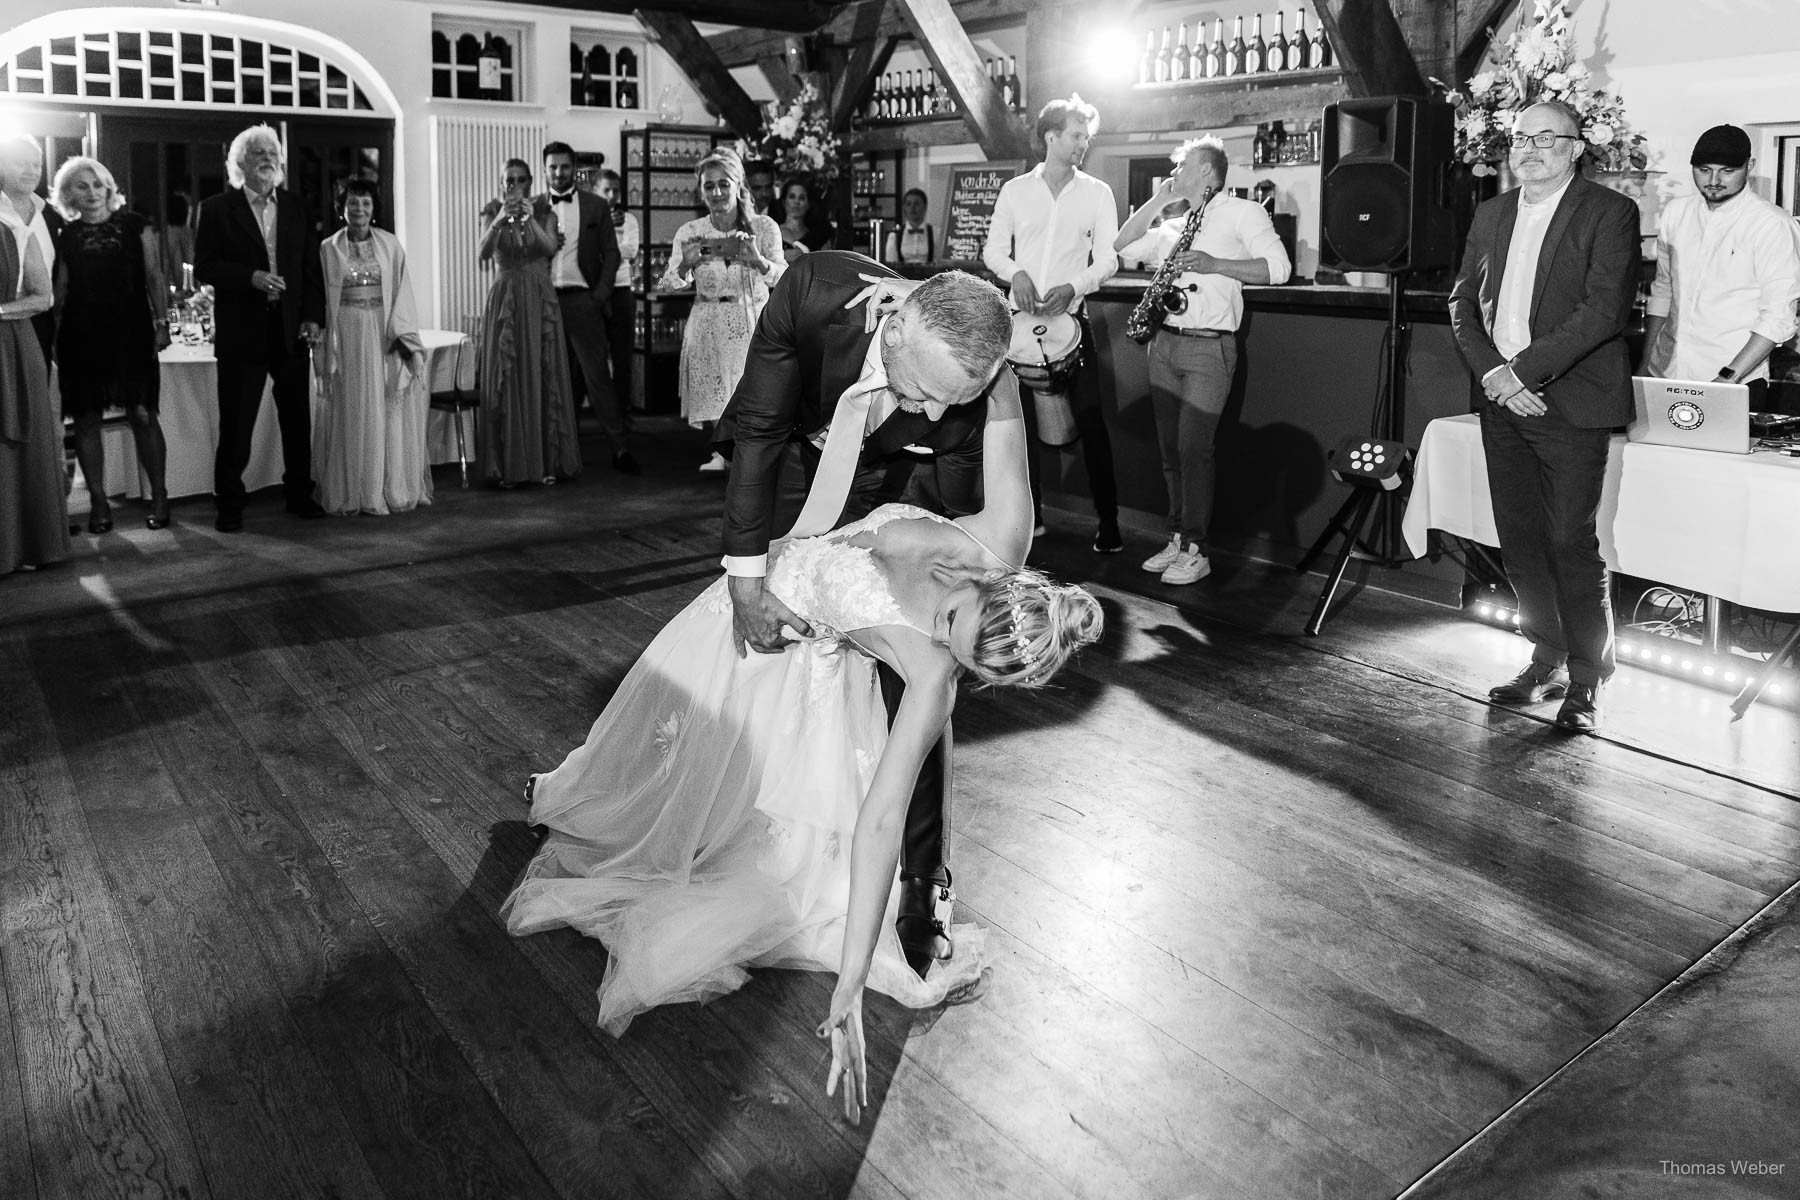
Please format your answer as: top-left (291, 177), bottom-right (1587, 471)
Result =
top-left (698, 452), bottom-right (729, 474)
top-left (1141, 532), bottom-right (1184, 573)
top-left (1160, 545), bottom-right (1211, 585)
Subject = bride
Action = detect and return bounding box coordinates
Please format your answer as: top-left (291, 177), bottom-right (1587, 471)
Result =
top-left (502, 369), bottom-right (1100, 1121)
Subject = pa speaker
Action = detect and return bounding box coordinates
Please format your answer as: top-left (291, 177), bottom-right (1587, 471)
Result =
top-left (1320, 97), bottom-right (1456, 273)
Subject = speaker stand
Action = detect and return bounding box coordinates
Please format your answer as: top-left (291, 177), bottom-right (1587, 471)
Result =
top-left (1300, 272), bottom-right (1412, 635)
top-left (1730, 622), bottom-right (1800, 720)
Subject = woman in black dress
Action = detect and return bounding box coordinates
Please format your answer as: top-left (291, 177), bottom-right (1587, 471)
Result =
top-left (771, 176), bottom-right (835, 265)
top-left (52, 156), bottom-right (172, 532)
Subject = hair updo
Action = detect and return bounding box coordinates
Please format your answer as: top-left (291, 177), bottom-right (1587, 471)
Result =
top-left (967, 567), bottom-right (1104, 689)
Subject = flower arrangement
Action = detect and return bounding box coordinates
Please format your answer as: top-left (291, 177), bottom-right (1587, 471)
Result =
top-left (738, 80), bottom-right (842, 185)
top-left (1449, 0), bottom-right (1648, 175)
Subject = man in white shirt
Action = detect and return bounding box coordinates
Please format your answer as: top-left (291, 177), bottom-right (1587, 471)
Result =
top-left (594, 168), bottom-right (640, 418)
top-left (1448, 101), bottom-right (1641, 733)
top-left (983, 95), bottom-right (1124, 552)
top-left (1115, 135), bottom-right (1291, 585)
top-left (1641, 124), bottom-right (1800, 400)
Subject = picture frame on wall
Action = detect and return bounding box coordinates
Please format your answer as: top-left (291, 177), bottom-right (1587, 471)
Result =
top-left (1777, 134), bottom-right (1800, 216)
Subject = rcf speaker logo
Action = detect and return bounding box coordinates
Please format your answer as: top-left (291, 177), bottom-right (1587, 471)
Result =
top-left (1667, 401), bottom-right (1706, 430)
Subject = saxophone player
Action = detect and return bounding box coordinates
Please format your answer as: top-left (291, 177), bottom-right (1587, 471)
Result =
top-left (1115, 135), bottom-right (1291, 586)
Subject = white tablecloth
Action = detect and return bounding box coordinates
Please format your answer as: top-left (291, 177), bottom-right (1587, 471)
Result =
top-left (1403, 413), bottom-right (1800, 612)
top-left (421, 328), bottom-right (479, 466)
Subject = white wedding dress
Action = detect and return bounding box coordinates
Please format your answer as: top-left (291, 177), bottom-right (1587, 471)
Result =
top-left (503, 504), bottom-right (991, 1035)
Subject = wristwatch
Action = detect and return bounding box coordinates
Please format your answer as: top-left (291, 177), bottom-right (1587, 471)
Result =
top-left (1717, 366), bottom-right (1737, 381)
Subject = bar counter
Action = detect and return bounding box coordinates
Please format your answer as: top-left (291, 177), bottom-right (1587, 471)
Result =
top-left (903, 264), bottom-right (1474, 595)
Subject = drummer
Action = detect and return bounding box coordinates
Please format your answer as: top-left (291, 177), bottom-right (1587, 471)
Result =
top-left (1114, 134), bottom-right (1290, 586)
top-left (982, 94), bottom-right (1123, 553)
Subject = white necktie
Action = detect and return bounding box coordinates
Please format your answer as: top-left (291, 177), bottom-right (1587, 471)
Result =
top-left (790, 368), bottom-right (888, 539)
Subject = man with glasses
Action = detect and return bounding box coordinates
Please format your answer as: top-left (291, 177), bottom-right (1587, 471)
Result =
top-left (1639, 124), bottom-right (1800, 400)
top-left (1448, 100), bottom-right (1642, 733)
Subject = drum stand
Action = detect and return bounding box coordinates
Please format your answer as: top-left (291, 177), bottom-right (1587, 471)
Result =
top-left (1298, 273), bottom-right (1413, 636)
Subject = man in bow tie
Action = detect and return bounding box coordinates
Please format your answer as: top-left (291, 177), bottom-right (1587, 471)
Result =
top-left (540, 141), bottom-right (636, 473)
top-left (715, 250), bottom-right (1015, 976)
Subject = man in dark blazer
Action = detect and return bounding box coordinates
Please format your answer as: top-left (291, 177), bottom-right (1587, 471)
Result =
top-left (541, 142), bottom-right (636, 473)
top-left (716, 250), bottom-right (1014, 975)
top-left (194, 124), bottom-right (326, 531)
top-left (1449, 100), bottom-right (1641, 733)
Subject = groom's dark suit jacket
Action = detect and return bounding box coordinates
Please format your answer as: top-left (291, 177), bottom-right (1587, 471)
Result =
top-left (1448, 173), bottom-right (1639, 428)
top-left (716, 250), bottom-right (992, 560)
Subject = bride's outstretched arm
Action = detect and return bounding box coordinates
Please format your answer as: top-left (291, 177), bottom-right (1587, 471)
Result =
top-left (954, 369), bottom-right (1033, 567)
top-left (819, 641), bottom-right (957, 1123)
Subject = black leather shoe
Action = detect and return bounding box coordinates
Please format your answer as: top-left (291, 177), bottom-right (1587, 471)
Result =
top-left (286, 498), bottom-right (327, 519)
top-left (1092, 517), bottom-right (1124, 554)
top-left (1555, 683), bottom-right (1604, 733)
top-left (895, 873), bottom-right (954, 980)
top-left (612, 450), bottom-right (642, 476)
top-left (214, 510), bottom-right (244, 533)
top-left (1488, 663), bottom-right (1569, 704)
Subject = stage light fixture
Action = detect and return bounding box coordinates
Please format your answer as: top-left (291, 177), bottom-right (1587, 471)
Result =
top-left (1328, 437), bottom-right (1412, 490)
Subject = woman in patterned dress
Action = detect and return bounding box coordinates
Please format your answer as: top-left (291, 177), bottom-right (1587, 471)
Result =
top-left (656, 147), bottom-right (783, 472)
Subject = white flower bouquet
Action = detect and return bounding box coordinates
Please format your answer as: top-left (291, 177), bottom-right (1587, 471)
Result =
top-left (738, 81), bottom-right (842, 184)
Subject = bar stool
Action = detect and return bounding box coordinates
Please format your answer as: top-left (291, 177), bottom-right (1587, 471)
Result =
top-left (428, 334), bottom-right (480, 488)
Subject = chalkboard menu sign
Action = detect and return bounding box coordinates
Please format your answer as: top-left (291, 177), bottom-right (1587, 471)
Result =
top-left (939, 161), bottom-right (1025, 265)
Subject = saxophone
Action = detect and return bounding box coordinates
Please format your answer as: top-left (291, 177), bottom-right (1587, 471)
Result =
top-left (1125, 189), bottom-right (1213, 345)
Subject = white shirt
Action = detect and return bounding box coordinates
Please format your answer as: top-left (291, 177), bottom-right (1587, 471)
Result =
top-left (0, 193), bottom-right (55, 290)
top-left (982, 164), bottom-right (1119, 308)
top-left (1489, 176), bottom-right (1574, 368)
top-left (613, 210), bottom-right (640, 288)
top-left (884, 224), bottom-right (933, 265)
top-left (1119, 193), bottom-right (1291, 332)
top-left (1646, 188), bottom-right (1800, 383)
top-left (246, 186), bottom-right (279, 271)
top-left (548, 190), bottom-right (584, 288)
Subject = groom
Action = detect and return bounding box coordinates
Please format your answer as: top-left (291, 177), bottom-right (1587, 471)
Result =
top-left (717, 250), bottom-right (1015, 976)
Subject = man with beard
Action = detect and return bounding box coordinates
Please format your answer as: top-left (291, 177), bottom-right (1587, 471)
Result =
top-left (1449, 100), bottom-right (1641, 733)
top-left (1640, 124), bottom-right (1800, 402)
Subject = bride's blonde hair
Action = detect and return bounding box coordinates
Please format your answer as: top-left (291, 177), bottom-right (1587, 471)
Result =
top-left (968, 568), bottom-right (1103, 688)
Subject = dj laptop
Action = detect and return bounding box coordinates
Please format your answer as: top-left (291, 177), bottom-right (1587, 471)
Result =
top-left (1627, 376), bottom-right (1752, 454)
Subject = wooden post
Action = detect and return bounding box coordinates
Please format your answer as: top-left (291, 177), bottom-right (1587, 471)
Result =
top-left (634, 10), bottom-right (765, 137)
top-left (892, 0), bottom-right (1033, 162)
top-left (1316, 0), bottom-right (1429, 97)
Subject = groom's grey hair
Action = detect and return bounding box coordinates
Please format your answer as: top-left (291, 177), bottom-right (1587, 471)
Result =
top-left (901, 270), bottom-right (1011, 380)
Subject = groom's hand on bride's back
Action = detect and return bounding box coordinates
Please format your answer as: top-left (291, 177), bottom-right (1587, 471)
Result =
top-left (729, 576), bottom-right (815, 657)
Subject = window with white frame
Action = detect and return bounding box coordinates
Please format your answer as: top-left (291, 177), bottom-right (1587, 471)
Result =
top-left (0, 27), bottom-right (374, 109)
top-left (567, 31), bottom-right (643, 110)
top-left (430, 17), bottom-right (529, 103)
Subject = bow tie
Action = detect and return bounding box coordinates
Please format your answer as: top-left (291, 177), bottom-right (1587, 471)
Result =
top-left (550, 192), bottom-right (575, 204)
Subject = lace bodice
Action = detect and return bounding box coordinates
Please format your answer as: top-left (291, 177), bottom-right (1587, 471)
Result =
top-left (768, 505), bottom-right (943, 639)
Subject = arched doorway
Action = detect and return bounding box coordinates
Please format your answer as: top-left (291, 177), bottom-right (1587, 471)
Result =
top-left (0, 11), bottom-right (400, 273)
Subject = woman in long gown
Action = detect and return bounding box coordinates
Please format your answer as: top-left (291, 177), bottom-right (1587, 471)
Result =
top-left (0, 226), bottom-right (68, 575)
top-left (476, 159), bottom-right (581, 488)
top-left (503, 369), bottom-right (1102, 1120)
top-left (52, 156), bottom-right (172, 532)
top-left (313, 179), bottom-right (430, 515)
top-left (656, 147), bottom-right (783, 472)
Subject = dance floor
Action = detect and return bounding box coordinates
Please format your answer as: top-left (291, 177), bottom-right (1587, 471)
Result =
top-left (3, 426), bottom-right (1797, 1200)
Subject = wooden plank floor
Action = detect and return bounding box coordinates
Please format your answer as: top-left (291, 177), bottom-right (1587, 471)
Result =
top-left (4, 458), bottom-right (1798, 1200)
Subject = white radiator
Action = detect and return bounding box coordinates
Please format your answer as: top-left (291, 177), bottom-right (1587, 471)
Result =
top-left (430, 115), bottom-right (548, 333)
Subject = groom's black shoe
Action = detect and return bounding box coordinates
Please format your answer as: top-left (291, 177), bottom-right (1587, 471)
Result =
top-left (896, 873), bottom-right (954, 979)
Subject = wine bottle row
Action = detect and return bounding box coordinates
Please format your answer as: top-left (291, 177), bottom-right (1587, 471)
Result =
top-left (1252, 119), bottom-right (1320, 166)
top-left (864, 57), bottom-right (1024, 123)
top-left (1137, 9), bottom-right (1334, 86)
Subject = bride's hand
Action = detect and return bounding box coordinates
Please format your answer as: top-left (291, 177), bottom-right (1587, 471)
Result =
top-left (843, 274), bottom-right (920, 332)
top-left (817, 984), bottom-right (868, 1124)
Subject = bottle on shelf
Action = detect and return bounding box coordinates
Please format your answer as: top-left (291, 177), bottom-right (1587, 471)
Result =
top-left (1293, 9), bottom-right (1313, 69)
top-left (1154, 26), bottom-right (1172, 84)
top-left (1269, 12), bottom-right (1290, 72)
top-left (1312, 19), bottom-right (1333, 68)
top-left (1004, 56), bottom-right (1022, 112)
top-left (1205, 19), bottom-right (1224, 79)
top-left (1225, 16), bottom-right (1246, 77)
top-left (1138, 30), bottom-right (1155, 86)
top-left (1269, 119), bottom-right (1288, 163)
top-left (908, 68), bottom-right (922, 118)
top-left (1188, 25), bottom-right (1205, 81)
top-left (1170, 23), bottom-right (1189, 83)
top-left (1249, 14), bottom-right (1267, 75)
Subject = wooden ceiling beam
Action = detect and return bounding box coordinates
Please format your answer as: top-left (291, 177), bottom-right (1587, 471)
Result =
top-left (1315, 0), bottom-right (1428, 97)
top-left (891, 0), bottom-right (1032, 161)
top-left (757, 55), bottom-right (803, 105)
top-left (492, 0), bottom-right (830, 34)
top-left (1455, 0), bottom-right (1517, 81)
top-left (708, 0), bottom-right (1033, 69)
top-left (634, 10), bottom-right (765, 137)
top-left (829, 20), bottom-right (900, 131)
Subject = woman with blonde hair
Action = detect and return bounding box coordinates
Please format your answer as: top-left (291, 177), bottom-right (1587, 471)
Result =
top-left (313, 179), bottom-right (430, 515)
top-left (656, 147), bottom-right (783, 471)
top-left (52, 155), bottom-right (172, 532)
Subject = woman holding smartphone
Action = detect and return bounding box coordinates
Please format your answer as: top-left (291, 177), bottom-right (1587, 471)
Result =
top-left (655, 147), bottom-right (783, 472)
top-left (476, 157), bottom-right (581, 488)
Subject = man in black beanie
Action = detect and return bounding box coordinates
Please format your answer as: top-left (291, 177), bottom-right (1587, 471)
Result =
top-left (1640, 124), bottom-right (1800, 399)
